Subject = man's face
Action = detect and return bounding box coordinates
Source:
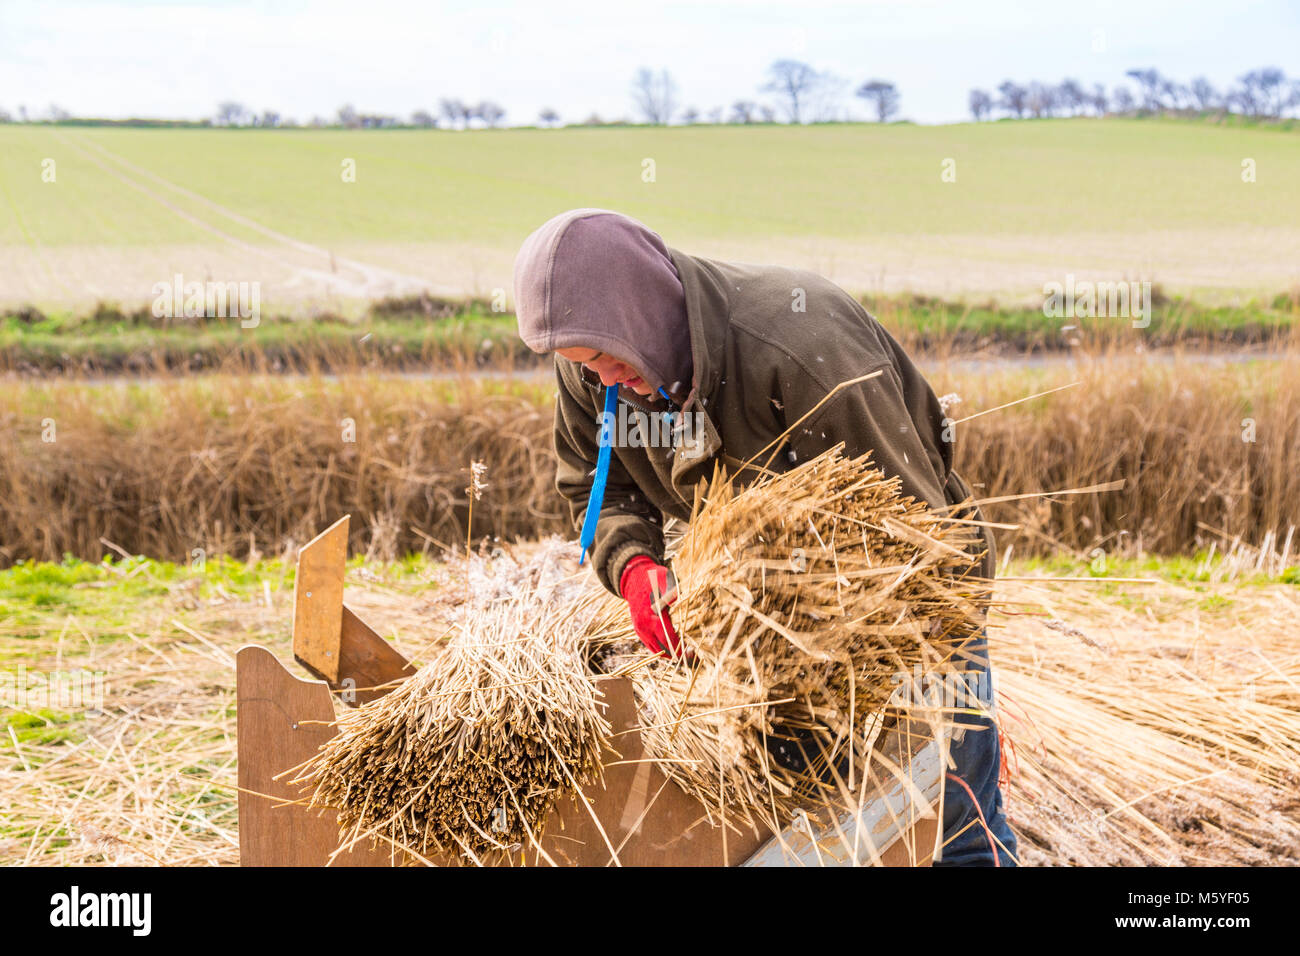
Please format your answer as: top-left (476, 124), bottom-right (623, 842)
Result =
top-left (555, 346), bottom-right (654, 396)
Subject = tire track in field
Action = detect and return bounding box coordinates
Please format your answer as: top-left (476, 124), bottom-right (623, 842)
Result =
top-left (52, 130), bottom-right (434, 300)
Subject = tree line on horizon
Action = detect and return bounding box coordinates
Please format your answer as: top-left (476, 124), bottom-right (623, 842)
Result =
top-left (3, 62), bottom-right (1297, 130)
top-left (969, 67), bottom-right (1300, 121)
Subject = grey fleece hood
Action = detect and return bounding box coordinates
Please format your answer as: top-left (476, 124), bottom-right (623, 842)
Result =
top-left (512, 208), bottom-right (693, 398)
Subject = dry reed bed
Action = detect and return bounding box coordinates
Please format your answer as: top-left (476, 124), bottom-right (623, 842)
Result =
top-left (2, 543), bottom-right (1297, 865)
top-left (994, 577), bottom-right (1300, 865)
top-left (0, 374), bottom-right (563, 565)
top-left (2, 351), bottom-right (1298, 567)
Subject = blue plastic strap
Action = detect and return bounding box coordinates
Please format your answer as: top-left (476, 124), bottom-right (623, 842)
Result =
top-left (578, 383), bottom-right (619, 565)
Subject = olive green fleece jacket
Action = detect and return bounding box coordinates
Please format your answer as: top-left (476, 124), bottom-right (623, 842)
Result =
top-left (552, 248), bottom-right (996, 597)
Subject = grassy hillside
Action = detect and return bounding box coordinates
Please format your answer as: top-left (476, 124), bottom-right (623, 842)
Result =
top-left (2, 120), bottom-right (1297, 310)
top-left (3, 120), bottom-right (1297, 244)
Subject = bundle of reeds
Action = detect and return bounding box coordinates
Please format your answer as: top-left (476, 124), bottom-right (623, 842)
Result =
top-left (292, 584), bottom-right (610, 863)
top-left (595, 445), bottom-right (994, 834)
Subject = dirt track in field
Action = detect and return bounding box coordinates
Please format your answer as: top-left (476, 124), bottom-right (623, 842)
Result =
top-left (6, 226), bottom-right (1299, 315)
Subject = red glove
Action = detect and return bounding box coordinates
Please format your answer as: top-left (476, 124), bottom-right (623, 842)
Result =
top-left (619, 555), bottom-right (686, 659)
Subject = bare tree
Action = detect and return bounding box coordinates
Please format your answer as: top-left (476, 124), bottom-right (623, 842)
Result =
top-left (1057, 79), bottom-right (1085, 115)
top-left (1189, 76), bottom-right (1219, 111)
top-left (968, 89), bottom-right (993, 121)
top-left (1112, 85), bottom-right (1135, 113)
top-left (997, 80), bottom-right (1028, 118)
top-left (1161, 79), bottom-right (1191, 111)
top-left (216, 101), bottom-right (249, 126)
top-left (411, 110), bottom-right (436, 128)
top-left (707, 106), bottom-right (724, 124)
top-left (1227, 81), bottom-right (1258, 117)
top-left (680, 106), bottom-right (700, 124)
top-left (474, 101), bottom-right (506, 127)
top-left (631, 68), bottom-right (678, 124)
top-left (762, 59), bottom-right (820, 124)
top-left (439, 98), bottom-right (470, 129)
top-left (1241, 67), bottom-right (1288, 117)
top-left (758, 104), bottom-right (776, 123)
top-left (538, 108), bottom-right (560, 127)
top-left (730, 101), bottom-right (758, 123)
top-left (256, 110), bottom-right (281, 128)
top-left (1091, 83), bottom-right (1109, 116)
top-left (855, 79), bottom-right (899, 122)
top-left (1125, 69), bottom-right (1164, 111)
top-left (336, 104), bottom-right (360, 128)
top-left (1026, 81), bottom-right (1057, 117)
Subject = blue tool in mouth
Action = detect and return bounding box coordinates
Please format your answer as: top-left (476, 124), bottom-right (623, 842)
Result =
top-left (578, 382), bottom-right (619, 565)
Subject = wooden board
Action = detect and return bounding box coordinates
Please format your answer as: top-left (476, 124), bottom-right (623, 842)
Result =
top-left (291, 515), bottom-right (349, 683)
top-left (533, 676), bottom-right (769, 866)
top-left (236, 645), bottom-right (403, 866)
top-left (294, 604), bottom-right (416, 706)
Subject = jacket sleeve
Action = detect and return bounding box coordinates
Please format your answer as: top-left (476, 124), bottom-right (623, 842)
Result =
top-left (552, 359), bottom-right (666, 597)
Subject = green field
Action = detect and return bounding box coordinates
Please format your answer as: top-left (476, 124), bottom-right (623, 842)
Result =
top-left (2, 119), bottom-right (1298, 313)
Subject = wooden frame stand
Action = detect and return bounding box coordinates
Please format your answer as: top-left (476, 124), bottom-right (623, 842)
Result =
top-left (236, 516), bottom-right (945, 866)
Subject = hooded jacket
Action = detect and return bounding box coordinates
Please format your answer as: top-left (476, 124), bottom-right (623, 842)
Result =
top-left (514, 208), bottom-right (693, 400)
top-left (521, 219), bottom-right (997, 597)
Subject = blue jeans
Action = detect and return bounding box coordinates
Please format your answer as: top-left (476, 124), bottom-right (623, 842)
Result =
top-left (933, 630), bottom-right (1019, 867)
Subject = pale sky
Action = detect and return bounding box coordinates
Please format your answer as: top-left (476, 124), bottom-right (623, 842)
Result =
top-left (1, 0), bottom-right (1297, 125)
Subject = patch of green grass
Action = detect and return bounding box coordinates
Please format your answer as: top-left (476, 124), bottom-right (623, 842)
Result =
top-left (1010, 550), bottom-right (1299, 586)
top-left (1197, 594), bottom-right (1235, 613)
top-left (0, 554), bottom-right (273, 656)
top-left (3, 293), bottom-right (1294, 373)
top-left (0, 307), bottom-right (529, 373)
top-left (868, 294), bottom-right (1297, 349)
top-left (0, 551), bottom-right (450, 663)
top-left (0, 555), bottom-right (183, 610)
top-left (2, 708), bottom-right (84, 746)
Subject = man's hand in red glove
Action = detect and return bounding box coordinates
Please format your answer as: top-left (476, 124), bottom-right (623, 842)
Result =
top-left (619, 555), bottom-right (687, 659)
